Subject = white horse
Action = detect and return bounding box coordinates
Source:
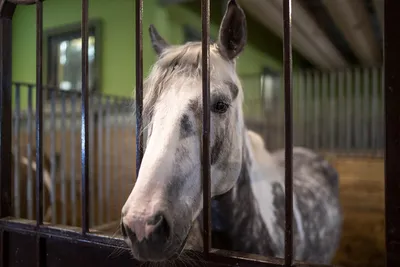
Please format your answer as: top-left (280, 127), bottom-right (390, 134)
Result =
top-left (121, 0), bottom-right (343, 264)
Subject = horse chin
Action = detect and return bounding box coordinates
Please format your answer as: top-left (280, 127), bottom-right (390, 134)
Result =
top-left (130, 226), bottom-right (192, 263)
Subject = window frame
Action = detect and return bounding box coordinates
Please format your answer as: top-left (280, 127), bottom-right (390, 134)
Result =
top-left (44, 19), bottom-right (102, 98)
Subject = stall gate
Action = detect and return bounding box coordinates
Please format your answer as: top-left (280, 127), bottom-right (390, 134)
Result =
top-left (245, 66), bottom-right (384, 157)
top-left (1, 0), bottom-right (399, 267)
top-left (10, 82), bottom-right (136, 230)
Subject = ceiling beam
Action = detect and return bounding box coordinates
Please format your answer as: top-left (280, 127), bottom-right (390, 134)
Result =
top-left (238, 0), bottom-right (347, 70)
top-left (322, 0), bottom-right (382, 66)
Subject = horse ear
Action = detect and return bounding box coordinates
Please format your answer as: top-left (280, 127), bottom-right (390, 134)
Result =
top-left (217, 0), bottom-right (247, 60)
top-left (149, 24), bottom-right (170, 56)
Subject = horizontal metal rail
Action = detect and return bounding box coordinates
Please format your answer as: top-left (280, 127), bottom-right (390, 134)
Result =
top-left (0, 217), bottom-right (336, 267)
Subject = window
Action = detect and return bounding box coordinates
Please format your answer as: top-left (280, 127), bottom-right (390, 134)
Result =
top-left (46, 21), bottom-right (101, 95)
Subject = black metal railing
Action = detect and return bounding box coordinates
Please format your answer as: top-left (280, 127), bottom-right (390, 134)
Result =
top-left (0, 0), bottom-right (399, 267)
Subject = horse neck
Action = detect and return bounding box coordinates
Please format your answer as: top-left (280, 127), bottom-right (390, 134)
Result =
top-left (210, 129), bottom-right (281, 256)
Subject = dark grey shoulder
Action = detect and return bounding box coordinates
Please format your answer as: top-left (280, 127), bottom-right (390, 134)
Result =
top-left (271, 147), bottom-right (339, 191)
top-left (270, 147), bottom-right (342, 263)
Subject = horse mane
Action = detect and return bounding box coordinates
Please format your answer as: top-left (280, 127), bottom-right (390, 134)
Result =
top-left (246, 129), bottom-right (276, 166)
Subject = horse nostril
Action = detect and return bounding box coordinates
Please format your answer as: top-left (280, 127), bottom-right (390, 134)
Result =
top-left (121, 221), bottom-right (136, 240)
top-left (147, 213), bottom-right (171, 242)
top-left (147, 213), bottom-right (163, 226)
top-left (121, 221), bottom-right (128, 238)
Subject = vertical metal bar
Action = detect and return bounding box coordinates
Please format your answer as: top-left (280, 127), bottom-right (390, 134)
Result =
top-left (35, 1), bottom-right (46, 267)
top-left (89, 95), bottom-right (94, 228)
top-left (50, 90), bottom-right (57, 225)
top-left (0, 230), bottom-right (9, 267)
top-left (354, 68), bottom-right (361, 150)
top-left (385, 0), bottom-right (400, 264)
top-left (117, 105), bottom-right (122, 213)
top-left (97, 97), bottom-right (103, 225)
top-left (346, 70), bottom-right (352, 150)
top-left (371, 67), bottom-right (378, 152)
top-left (81, 0), bottom-right (90, 234)
top-left (88, 95), bottom-right (96, 227)
top-left (338, 71), bottom-right (345, 152)
top-left (329, 72), bottom-right (336, 151)
top-left (298, 71), bottom-right (305, 147)
top-left (306, 71), bottom-right (313, 147)
top-left (321, 73), bottom-right (328, 150)
top-left (27, 85), bottom-right (33, 220)
top-left (313, 71), bottom-right (320, 150)
top-left (363, 68), bottom-right (370, 151)
top-left (0, 4), bottom-right (15, 267)
top-left (283, 0), bottom-right (293, 265)
top-left (201, 0), bottom-right (211, 256)
top-left (105, 97), bottom-right (111, 223)
top-left (13, 84), bottom-right (21, 218)
top-left (0, 0), bottom-right (15, 220)
top-left (293, 72), bottom-right (300, 146)
top-left (61, 92), bottom-right (67, 224)
top-left (380, 70), bottom-right (384, 152)
top-left (70, 93), bottom-right (77, 226)
top-left (135, 0), bottom-right (144, 177)
top-left (35, 0), bottom-right (44, 227)
top-left (113, 99), bottom-right (119, 219)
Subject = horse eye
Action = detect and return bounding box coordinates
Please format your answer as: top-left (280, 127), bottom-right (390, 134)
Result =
top-left (212, 101), bottom-right (229, 114)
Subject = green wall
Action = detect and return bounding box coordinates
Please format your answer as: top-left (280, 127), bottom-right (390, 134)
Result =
top-left (11, 0), bottom-right (307, 116)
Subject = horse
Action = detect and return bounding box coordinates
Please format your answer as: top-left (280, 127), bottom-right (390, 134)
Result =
top-left (121, 0), bottom-right (343, 264)
top-left (11, 147), bottom-right (55, 222)
top-left (12, 147), bottom-right (82, 226)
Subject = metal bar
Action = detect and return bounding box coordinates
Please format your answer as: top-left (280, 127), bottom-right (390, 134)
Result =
top-left (61, 92), bottom-right (67, 225)
top-left (0, 0), bottom-right (15, 226)
top-left (283, 0), bottom-right (293, 265)
top-left (298, 71), bottom-right (305, 147)
top-left (201, 0), bottom-right (211, 256)
top-left (97, 97), bottom-right (103, 226)
top-left (371, 67), bottom-right (378, 152)
top-left (88, 95), bottom-right (94, 228)
top-left (117, 109), bottom-right (122, 214)
top-left (306, 71), bottom-right (312, 147)
top-left (50, 90), bottom-right (57, 225)
top-left (105, 97), bottom-right (111, 223)
top-left (112, 99), bottom-right (118, 223)
top-left (379, 71), bottom-right (384, 151)
top-left (13, 84), bottom-right (21, 218)
top-left (384, 0), bottom-right (400, 265)
top-left (354, 68), bottom-right (361, 150)
top-left (81, 0), bottom-right (90, 234)
top-left (135, 0), bottom-right (144, 176)
top-left (35, 0), bottom-right (44, 227)
top-left (329, 72), bottom-right (336, 150)
top-left (338, 71), bottom-right (345, 151)
top-left (313, 71), bottom-right (320, 150)
top-left (363, 68), bottom-right (370, 150)
top-left (321, 73), bottom-right (328, 149)
top-left (0, 230), bottom-right (9, 267)
top-left (35, 1), bottom-right (46, 267)
top-left (0, 216), bottom-right (330, 267)
top-left (293, 72), bottom-right (300, 146)
top-left (27, 86), bottom-right (34, 220)
top-left (70, 93), bottom-right (77, 226)
top-left (345, 70), bottom-right (352, 150)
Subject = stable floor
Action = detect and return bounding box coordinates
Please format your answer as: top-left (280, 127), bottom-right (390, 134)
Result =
top-left (328, 156), bottom-right (385, 267)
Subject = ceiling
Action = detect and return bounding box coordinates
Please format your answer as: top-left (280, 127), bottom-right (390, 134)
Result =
top-left (236, 0), bottom-right (384, 70)
top-left (162, 0), bottom-right (384, 70)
